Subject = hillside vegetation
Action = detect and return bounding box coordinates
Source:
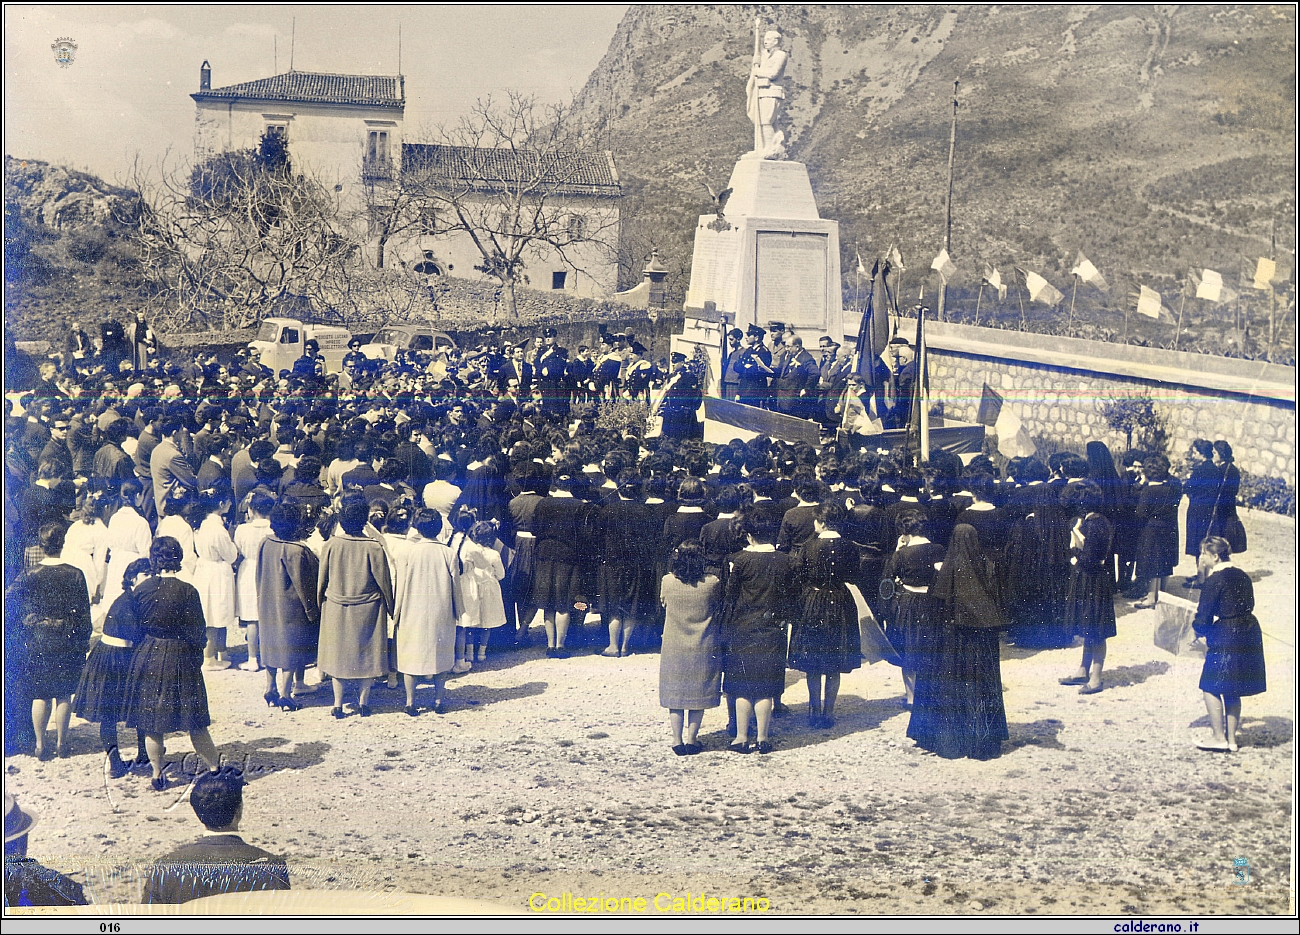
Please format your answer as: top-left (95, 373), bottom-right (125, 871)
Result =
top-left (574, 4), bottom-right (1296, 360)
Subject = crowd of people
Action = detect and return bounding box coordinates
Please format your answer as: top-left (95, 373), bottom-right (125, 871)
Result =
top-left (3, 316), bottom-right (1268, 796)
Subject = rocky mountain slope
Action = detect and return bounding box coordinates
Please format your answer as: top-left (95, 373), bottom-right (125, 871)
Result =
top-left (576, 4), bottom-right (1295, 346)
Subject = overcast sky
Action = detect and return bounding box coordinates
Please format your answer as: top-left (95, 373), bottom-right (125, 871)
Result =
top-left (4, 4), bottom-right (628, 184)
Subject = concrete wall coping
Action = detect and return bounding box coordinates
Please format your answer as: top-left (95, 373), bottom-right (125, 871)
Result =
top-left (895, 318), bottom-right (1295, 405)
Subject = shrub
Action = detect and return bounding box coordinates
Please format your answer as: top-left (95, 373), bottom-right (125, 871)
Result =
top-left (65, 230), bottom-right (108, 264)
top-left (1237, 470), bottom-right (1296, 517)
top-left (1100, 393), bottom-right (1169, 455)
top-left (595, 398), bottom-right (648, 438)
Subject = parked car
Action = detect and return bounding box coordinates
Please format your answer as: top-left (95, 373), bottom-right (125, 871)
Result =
top-left (248, 318), bottom-right (353, 375)
top-left (360, 324), bottom-right (457, 362)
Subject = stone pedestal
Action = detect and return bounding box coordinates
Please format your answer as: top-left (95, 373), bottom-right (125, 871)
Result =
top-left (674, 155), bottom-right (844, 394)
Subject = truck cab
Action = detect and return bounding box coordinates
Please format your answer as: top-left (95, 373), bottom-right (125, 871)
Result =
top-left (360, 324), bottom-right (457, 362)
top-left (249, 318), bottom-right (353, 376)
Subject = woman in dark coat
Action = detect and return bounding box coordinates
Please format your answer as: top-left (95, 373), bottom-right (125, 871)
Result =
top-left (1086, 441), bottom-right (1126, 584)
top-left (1133, 454), bottom-right (1183, 608)
top-left (504, 463), bottom-right (547, 645)
top-left (256, 501), bottom-right (321, 710)
top-left (1193, 536), bottom-right (1266, 752)
top-left (1207, 441), bottom-right (1247, 555)
top-left (721, 511), bottom-right (795, 754)
top-left (6, 523), bottom-right (93, 760)
top-left (1005, 472), bottom-right (1073, 648)
top-left (788, 502), bottom-right (861, 729)
top-left (1182, 440), bottom-right (1218, 582)
top-left (911, 524), bottom-right (1008, 760)
top-left (73, 557), bottom-right (153, 776)
top-left (122, 537), bottom-right (221, 789)
top-left (1057, 482), bottom-right (1116, 695)
top-left (880, 509), bottom-right (945, 708)
top-left (596, 470), bottom-right (658, 657)
top-left (529, 472), bottom-right (595, 657)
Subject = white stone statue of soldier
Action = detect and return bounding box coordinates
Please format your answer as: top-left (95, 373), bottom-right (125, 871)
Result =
top-left (746, 26), bottom-right (788, 159)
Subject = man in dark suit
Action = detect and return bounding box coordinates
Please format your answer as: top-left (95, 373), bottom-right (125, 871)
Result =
top-left (500, 343), bottom-right (533, 398)
top-left (142, 768), bottom-right (289, 904)
top-left (772, 335), bottom-right (819, 419)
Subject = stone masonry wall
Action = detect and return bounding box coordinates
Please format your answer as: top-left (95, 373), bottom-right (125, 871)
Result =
top-left (927, 350), bottom-right (1295, 484)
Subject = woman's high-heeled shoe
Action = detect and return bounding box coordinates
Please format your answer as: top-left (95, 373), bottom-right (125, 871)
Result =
top-left (151, 775), bottom-right (169, 791)
top-left (404, 705), bottom-right (419, 717)
top-left (278, 697), bottom-right (302, 712)
top-left (330, 706), bottom-right (346, 719)
top-left (264, 690), bottom-right (281, 707)
top-left (357, 704), bottom-right (372, 718)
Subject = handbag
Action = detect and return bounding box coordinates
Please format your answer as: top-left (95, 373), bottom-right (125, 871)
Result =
top-left (1152, 594), bottom-right (1206, 657)
top-left (1209, 466), bottom-right (1248, 555)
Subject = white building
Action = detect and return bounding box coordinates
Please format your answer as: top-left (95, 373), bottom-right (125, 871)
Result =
top-left (191, 61), bottom-right (404, 212)
top-left (191, 62), bottom-right (622, 299)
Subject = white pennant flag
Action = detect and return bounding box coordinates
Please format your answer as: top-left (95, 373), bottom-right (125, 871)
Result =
top-left (1071, 252), bottom-right (1109, 292)
top-left (1194, 268), bottom-right (1237, 304)
top-left (1253, 257), bottom-right (1277, 290)
top-left (1136, 284), bottom-right (1168, 319)
top-left (983, 265), bottom-right (1007, 301)
top-left (931, 249), bottom-right (956, 281)
top-left (993, 406), bottom-right (1036, 458)
top-left (856, 249), bottom-right (868, 277)
top-left (1025, 271), bottom-right (1064, 306)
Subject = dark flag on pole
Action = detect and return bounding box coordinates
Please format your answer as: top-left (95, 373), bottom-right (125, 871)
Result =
top-left (854, 258), bottom-right (889, 384)
top-left (976, 382), bottom-right (1003, 426)
top-left (907, 305), bottom-right (929, 461)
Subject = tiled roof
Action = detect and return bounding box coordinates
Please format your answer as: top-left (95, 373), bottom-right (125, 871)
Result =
top-left (193, 71), bottom-right (404, 109)
top-left (402, 144), bottom-right (620, 197)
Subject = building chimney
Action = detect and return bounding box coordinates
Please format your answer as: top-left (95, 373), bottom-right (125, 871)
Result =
top-left (200, 60), bottom-right (211, 91)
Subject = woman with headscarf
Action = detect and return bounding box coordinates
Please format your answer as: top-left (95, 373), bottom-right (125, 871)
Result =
top-left (1004, 462), bottom-right (1072, 648)
top-left (911, 523), bottom-right (1008, 760)
top-left (1086, 441), bottom-right (1128, 585)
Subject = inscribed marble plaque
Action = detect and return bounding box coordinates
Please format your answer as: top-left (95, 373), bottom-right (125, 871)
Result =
top-left (755, 231), bottom-right (828, 330)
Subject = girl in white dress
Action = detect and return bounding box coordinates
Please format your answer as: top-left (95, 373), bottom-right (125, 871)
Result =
top-left (64, 491), bottom-right (110, 619)
top-left (393, 510), bottom-right (459, 715)
top-left (191, 485), bottom-right (238, 670)
top-left (453, 520), bottom-right (508, 665)
top-left (154, 489), bottom-right (198, 581)
top-left (233, 490), bottom-right (275, 672)
top-left (101, 480), bottom-right (153, 621)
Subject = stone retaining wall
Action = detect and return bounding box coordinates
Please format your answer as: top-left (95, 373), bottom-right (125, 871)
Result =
top-left (911, 320), bottom-right (1295, 483)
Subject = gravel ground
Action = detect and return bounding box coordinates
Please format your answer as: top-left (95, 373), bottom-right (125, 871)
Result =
top-left (6, 506), bottom-right (1293, 916)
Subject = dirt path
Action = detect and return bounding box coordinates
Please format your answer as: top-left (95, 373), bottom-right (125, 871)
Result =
top-left (6, 509), bottom-right (1292, 915)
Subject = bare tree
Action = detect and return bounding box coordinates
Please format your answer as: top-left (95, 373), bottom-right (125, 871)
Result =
top-left (120, 133), bottom-right (359, 331)
top-left (404, 92), bottom-right (620, 318)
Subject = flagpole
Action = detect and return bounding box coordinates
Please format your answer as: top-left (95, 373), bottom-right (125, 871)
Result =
top-left (974, 282), bottom-right (983, 326)
top-left (1068, 275), bottom-right (1078, 334)
top-left (1173, 288), bottom-right (1187, 352)
top-left (1015, 269), bottom-right (1027, 331)
top-left (941, 79), bottom-right (959, 323)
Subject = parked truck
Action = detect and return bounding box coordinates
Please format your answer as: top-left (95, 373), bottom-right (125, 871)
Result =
top-left (248, 318), bottom-right (353, 375)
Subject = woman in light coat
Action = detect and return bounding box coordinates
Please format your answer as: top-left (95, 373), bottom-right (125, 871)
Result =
top-left (318, 496), bottom-right (395, 718)
top-left (191, 485), bottom-right (238, 669)
top-left (393, 509), bottom-right (459, 715)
